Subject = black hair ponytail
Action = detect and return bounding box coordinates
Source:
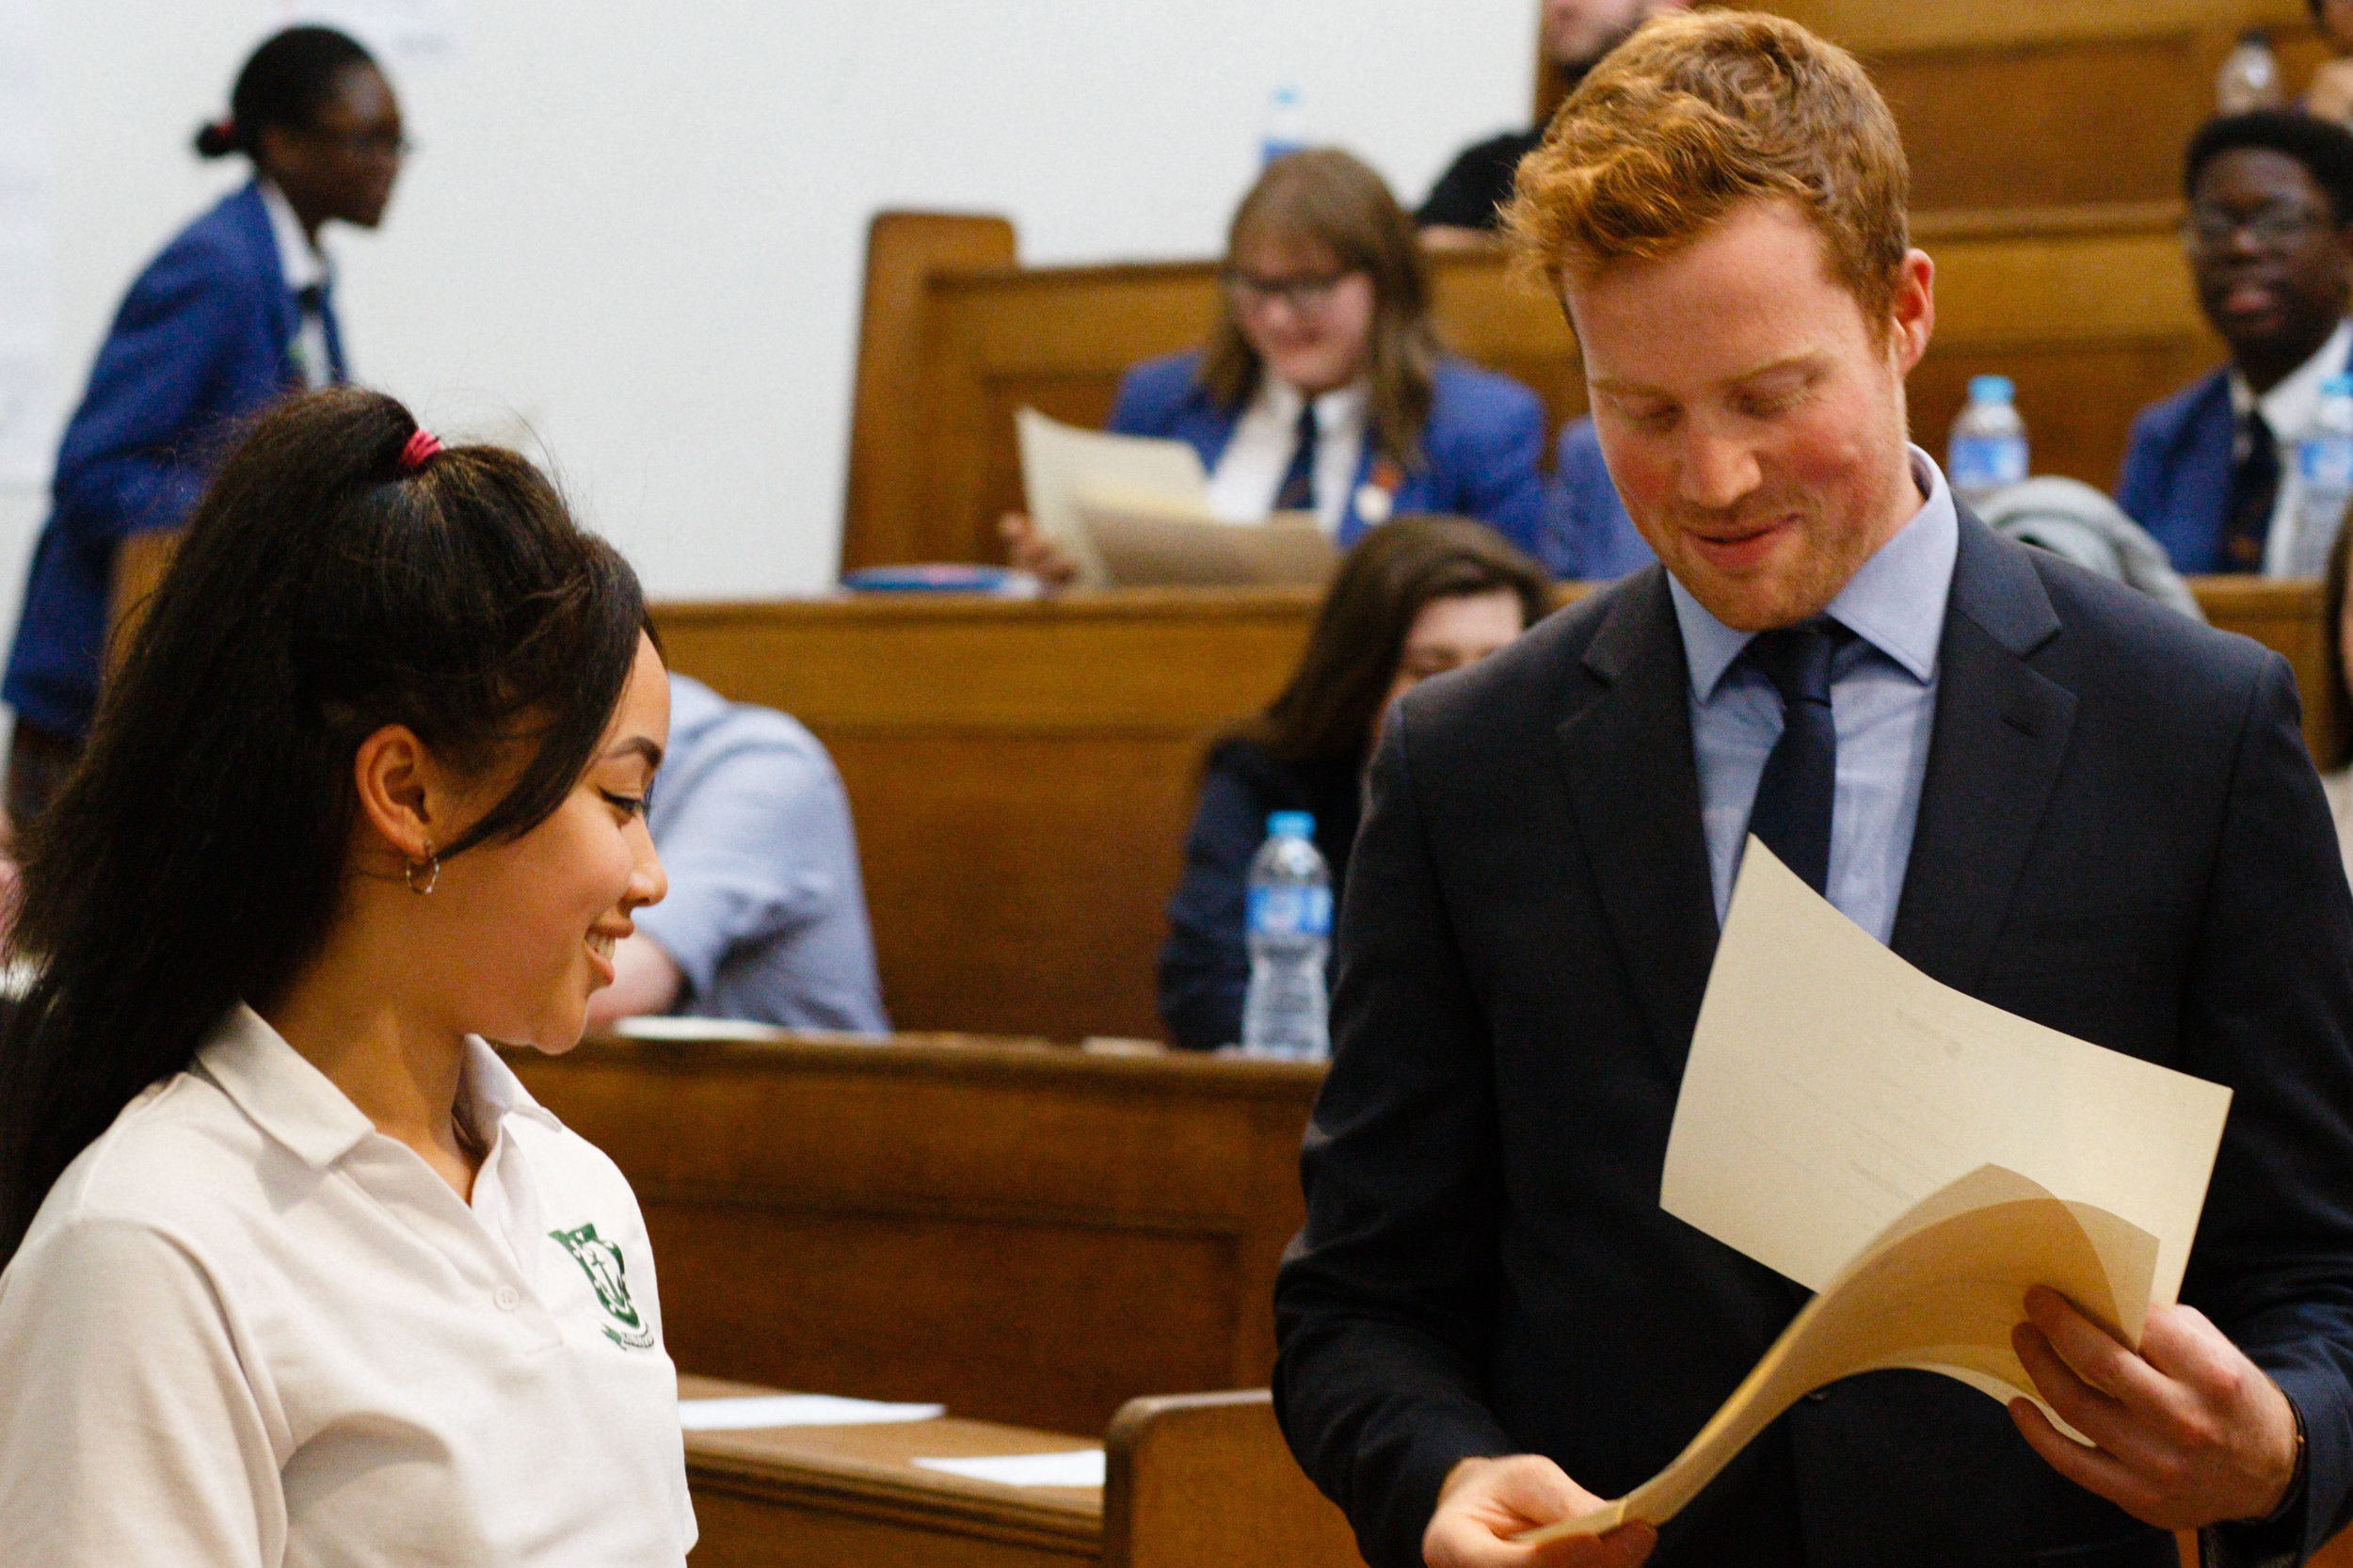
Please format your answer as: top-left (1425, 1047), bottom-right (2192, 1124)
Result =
top-left (192, 24), bottom-right (376, 161)
top-left (0, 389), bottom-right (648, 1260)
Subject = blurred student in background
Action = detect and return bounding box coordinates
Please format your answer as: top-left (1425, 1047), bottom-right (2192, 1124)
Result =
top-left (1158, 518), bottom-right (1550, 1050)
top-left (2118, 111), bottom-right (2353, 573)
top-left (0, 391), bottom-right (694, 1562)
top-left (583, 675), bottom-right (888, 1035)
top-left (1005, 151), bottom-right (1550, 581)
top-left (2307, 0), bottom-right (2353, 125)
top-left (1417, 0), bottom-right (1692, 245)
top-left (2, 25), bottom-right (405, 824)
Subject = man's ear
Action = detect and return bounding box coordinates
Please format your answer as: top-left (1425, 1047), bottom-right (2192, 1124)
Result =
top-left (351, 725), bottom-right (440, 863)
top-left (1887, 248), bottom-right (1936, 376)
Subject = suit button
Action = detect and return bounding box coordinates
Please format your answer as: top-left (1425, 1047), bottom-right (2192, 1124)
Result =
top-left (494, 1285), bottom-right (520, 1312)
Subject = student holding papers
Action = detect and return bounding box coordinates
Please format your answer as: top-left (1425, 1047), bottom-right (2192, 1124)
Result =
top-left (1004, 151), bottom-right (1548, 582)
top-left (1272, 14), bottom-right (2353, 1568)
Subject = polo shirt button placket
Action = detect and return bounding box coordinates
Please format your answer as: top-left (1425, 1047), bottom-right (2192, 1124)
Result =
top-left (494, 1285), bottom-right (520, 1313)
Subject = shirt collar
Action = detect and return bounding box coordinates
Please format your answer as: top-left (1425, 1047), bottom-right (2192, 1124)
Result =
top-left (1262, 375), bottom-right (1369, 435)
top-left (1670, 445), bottom-right (1959, 700)
top-left (257, 178), bottom-right (329, 293)
top-left (196, 1002), bottom-right (563, 1172)
top-left (2229, 318), bottom-right (2352, 434)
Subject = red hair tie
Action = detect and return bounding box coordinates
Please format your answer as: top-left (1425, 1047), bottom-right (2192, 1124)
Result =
top-left (398, 429), bottom-right (443, 472)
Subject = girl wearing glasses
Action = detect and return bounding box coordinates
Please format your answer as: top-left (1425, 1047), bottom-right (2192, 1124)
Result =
top-left (0, 26), bottom-right (407, 824)
top-left (1007, 149), bottom-right (1549, 583)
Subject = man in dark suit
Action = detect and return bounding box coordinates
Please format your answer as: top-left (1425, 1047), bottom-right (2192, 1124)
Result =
top-left (2116, 112), bottom-right (2353, 574)
top-left (1273, 13), bottom-right (2353, 1568)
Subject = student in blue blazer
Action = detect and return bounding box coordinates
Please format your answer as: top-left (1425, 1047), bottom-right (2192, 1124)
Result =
top-left (2, 26), bottom-right (404, 823)
top-left (1006, 150), bottom-right (1549, 580)
top-left (1542, 414), bottom-right (1657, 579)
top-left (2117, 111), bottom-right (2353, 575)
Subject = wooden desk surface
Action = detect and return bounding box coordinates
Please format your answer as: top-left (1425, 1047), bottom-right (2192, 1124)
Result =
top-left (681, 1374), bottom-right (1100, 1568)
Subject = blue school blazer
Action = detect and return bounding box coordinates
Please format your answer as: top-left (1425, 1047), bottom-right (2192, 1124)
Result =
top-left (1106, 351), bottom-right (1549, 556)
top-left (1542, 415), bottom-right (1655, 581)
top-left (2114, 367), bottom-right (2239, 575)
top-left (4, 181), bottom-right (347, 739)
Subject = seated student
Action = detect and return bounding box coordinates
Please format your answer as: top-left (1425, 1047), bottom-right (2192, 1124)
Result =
top-left (2119, 110), bottom-right (2353, 573)
top-left (0, 391), bottom-right (695, 1563)
top-left (1417, 0), bottom-right (1691, 245)
top-left (1004, 150), bottom-right (1548, 580)
top-left (1159, 517), bottom-right (1550, 1050)
top-left (583, 674), bottom-right (887, 1035)
top-left (1542, 413), bottom-right (1654, 578)
top-left (3, 26), bottom-right (405, 824)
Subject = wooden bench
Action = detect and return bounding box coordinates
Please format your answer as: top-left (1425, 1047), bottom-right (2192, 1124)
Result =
top-left (842, 203), bottom-right (2219, 572)
top-left (650, 579), bottom-right (2331, 1043)
top-left (681, 1376), bottom-right (1363, 1568)
top-left (511, 1032), bottom-right (1321, 1436)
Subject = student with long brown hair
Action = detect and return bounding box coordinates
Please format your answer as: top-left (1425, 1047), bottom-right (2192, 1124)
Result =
top-left (1159, 517), bottom-right (1550, 1049)
top-left (1006, 150), bottom-right (1550, 582)
top-left (0, 390), bottom-right (694, 1563)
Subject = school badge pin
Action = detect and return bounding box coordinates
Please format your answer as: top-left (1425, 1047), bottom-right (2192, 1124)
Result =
top-left (550, 1223), bottom-right (658, 1349)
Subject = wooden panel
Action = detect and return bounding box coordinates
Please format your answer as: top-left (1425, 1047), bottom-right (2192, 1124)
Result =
top-left (652, 578), bottom-right (2325, 1043)
top-left (682, 1374), bottom-right (1099, 1568)
top-left (1103, 1392), bottom-right (1362, 1568)
top-left (512, 1036), bottom-right (1321, 1434)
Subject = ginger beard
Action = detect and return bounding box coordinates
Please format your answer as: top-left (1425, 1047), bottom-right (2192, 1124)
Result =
top-left (1565, 199), bottom-right (1935, 632)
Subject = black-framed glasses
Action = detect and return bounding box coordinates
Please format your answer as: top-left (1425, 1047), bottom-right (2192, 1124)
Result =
top-left (2181, 200), bottom-right (2331, 254)
top-left (1223, 266), bottom-right (1355, 313)
top-left (299, 125), bottom-right (414, 161)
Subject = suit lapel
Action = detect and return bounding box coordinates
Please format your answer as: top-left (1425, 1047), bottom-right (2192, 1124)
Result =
top-left (1556, 569), bottom-right (1721, 1076)
top-left (1888, 517), bottom-right (2077, 992)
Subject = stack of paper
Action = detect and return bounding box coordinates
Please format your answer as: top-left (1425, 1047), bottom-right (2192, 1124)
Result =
top-left (1523, 841), bottom-right (2233, 1542)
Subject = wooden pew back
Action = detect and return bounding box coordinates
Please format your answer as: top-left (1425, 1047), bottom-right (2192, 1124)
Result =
top-left (841, 206), bottom-right (2216, 572)
top-left (652, 581), bottom-right (2329, 1045)
top-left (1103, 1391), bottom-right (1363, 1568)
top-left (509, 1034), bottom-right (1321, 1436)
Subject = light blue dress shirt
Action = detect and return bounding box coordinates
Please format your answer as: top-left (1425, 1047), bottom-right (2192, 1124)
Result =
top-left (1668, 447), bottom-right (1960, 946)
top-left (632, 675), bottom-right (890, 1033)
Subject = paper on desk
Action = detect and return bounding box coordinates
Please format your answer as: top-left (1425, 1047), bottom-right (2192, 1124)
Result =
top-left (1016, 408), bottom-right (1211, 588)
top-left (679, 1395), bottom-right (946, 1431)
top-left (614, 1016), bottom-right (792, 1043)
top-left (1079, 503), bottom-right (1337, 587)
top-left (1662, 840), bottom-right (2231, 1309)
top-left (914, 1449), bottom-right (1107, 1488)
top-left (1525, 1163), bottom-right (2157, 1541)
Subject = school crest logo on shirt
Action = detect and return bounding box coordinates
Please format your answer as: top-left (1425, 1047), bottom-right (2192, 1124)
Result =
top-left (549, 1223), bottom-right (657, 1349)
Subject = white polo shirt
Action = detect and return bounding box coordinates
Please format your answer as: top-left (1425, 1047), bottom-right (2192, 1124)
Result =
top-left (0, 1004), bottom-right (696, 1566)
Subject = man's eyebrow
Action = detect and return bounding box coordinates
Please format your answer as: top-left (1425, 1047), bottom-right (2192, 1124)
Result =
top-left (1590, 353), bottom-right (1824, 398)
top-left (603, 737), bottom-right (664, 769)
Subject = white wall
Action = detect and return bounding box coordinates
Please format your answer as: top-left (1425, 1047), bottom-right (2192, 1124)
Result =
top-left (0, 0), bottom-right (1538, 645)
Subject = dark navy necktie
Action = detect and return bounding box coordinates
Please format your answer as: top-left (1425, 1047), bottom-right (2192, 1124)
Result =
top-left (2222, 408), bottom-right (2280, 573)
top-left (1273, 401), bottom-right (1319, 514)
top-left (1743, 619), bottom-right (1852, 895)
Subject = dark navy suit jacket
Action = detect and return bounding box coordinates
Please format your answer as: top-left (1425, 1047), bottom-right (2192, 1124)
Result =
top-left (1274, 517), bottom-right (2353, 1568)
top-left (1107, 351), bottom-right (1549, 556)
top-left (4, 181), bottom-right (345, 738)
top-left (1543, 415), bottom-right (1655, 580)
top-left (2115, 368), bottom-right (2237, 575)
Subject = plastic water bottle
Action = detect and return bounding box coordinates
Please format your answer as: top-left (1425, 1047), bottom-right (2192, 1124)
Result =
top-left (1241, 811), bottom-right (1330, 1060)
top-left (1261, 85), bottom-right (1306, 165)
top-left (2293, 375), bottom-right (2353, 578)
top-left (1946, 376), bottom-right (2029, 509)
top-left (2217, 30), bottom-right (2283, 115)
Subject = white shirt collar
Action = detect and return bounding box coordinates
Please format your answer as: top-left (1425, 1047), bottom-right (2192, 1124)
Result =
top-left (1262, 375), bottom-right (1369, 439)
top-left (258, 178), bottom-right (329, 293)
top-left (2228, 318), bottom-right (2353, 437)
top-left (196, 1003), bottom-right (561, 1173)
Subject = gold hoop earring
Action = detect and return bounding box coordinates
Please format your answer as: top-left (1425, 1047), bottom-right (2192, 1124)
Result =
top-left (405, 843), bottom-right (440, 895)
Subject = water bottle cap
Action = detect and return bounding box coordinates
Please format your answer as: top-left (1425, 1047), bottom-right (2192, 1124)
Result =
top-left (1267, 811), bottom-right (1314, 839)
top-left (1967, 376), bottom-right (2015, 404)
top-left (2325, 374), bottom-right (2353, 398)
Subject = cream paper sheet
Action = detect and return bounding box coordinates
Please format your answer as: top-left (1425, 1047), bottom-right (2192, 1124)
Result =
top-left (1520, 840), bottom-right (2233, 1542)
top-left (1015, 408), bottom-right (1213, 589)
